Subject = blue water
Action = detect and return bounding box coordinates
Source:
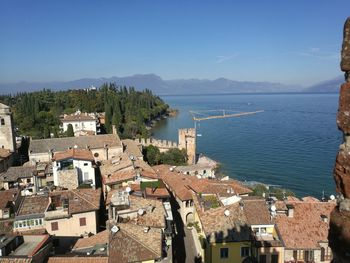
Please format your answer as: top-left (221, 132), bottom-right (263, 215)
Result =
top-left (152, 93), bottom-right (342, 198)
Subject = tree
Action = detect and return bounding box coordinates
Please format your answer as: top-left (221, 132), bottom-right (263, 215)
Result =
top-left (160, 148), bottom-right (187, 166)
top-left (143, 145), bottom-right (161, 165)
top-left (66, 124), bottom-right (74, 137)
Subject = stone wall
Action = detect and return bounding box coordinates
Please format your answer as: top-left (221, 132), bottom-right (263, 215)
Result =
top-left (178, 128), bottom-right (196, 165)
top-left (57, 169), bottom-right (79, 190)
top-left (134, 138), bottom-right (178, 152)
top-left (328, 16), bottom-right (350, 263)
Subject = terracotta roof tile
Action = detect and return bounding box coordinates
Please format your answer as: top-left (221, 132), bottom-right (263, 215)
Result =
top-left (196, 201), bottom-right (251, 243)
top-left (145, 187), bottom-right (170, 199)
top-left (48, 257), bottom-right (108, 263)
top-left (122, 139), bottom-right (143, 159)
top-left (17, 195), bottom-right (50, 217)
top-left (275, 201), bottom-right (336, 249)
top-left (100, 154), bottom-right (135, 185)
top-left (29, 134), bottom-right (121, 154)
top-left (73, 230), bottom-right (108, 250)
top-left (242, 199), bottom-right (272, 225)
top-left (108, 194), bottom-right (166, 228)
top-left (62, 113), bottom-right (96, 122)
top-left (153, 165), bottom-right (251, 201)
top-left (109, 223), bottom-right (162, 263)
top-left (53, 149), bottom-right (94, 162)
top-left (0, 166), bottom-right (36, 182)
top-left (0, 189), bottom-right (20, 210)
top-left (49, 188), bottom-right (101, 215)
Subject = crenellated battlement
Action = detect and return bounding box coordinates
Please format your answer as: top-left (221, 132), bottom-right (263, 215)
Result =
top-left (134, 138), bottom-right (178, 150)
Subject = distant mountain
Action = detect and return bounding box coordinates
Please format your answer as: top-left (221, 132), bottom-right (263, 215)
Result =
top-left (303, 75), bottom-right (344, 93)
top-left (0, 74), bottom-right (305, 95)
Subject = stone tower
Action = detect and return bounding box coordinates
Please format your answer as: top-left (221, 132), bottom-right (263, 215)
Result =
top-left (178, 128), bottom-right (196, 165)
top-left (0, 103), bottom-right (16, 152)
top-left (328, 17), bottom-right (350, 263)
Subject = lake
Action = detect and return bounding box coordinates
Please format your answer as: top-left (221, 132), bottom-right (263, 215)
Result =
top-left (152, 93), bottom-right (341, 198)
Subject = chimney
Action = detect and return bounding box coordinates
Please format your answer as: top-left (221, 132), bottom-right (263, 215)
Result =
top-left (112, 125), bottom-right (117, 135)
top-left (286, 204), bottom-right (294, 218)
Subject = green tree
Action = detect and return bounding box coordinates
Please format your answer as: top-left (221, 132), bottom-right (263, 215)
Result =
top-left (66, 124), bottom-right (74, 137)
top-left (143, 145), bottom-right (161, 165)
top-left (160, 148), bottom-right (187, 166)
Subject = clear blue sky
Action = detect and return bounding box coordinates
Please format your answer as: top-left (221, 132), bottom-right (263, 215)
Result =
top-left (0, 0), bottom-right (349, 86)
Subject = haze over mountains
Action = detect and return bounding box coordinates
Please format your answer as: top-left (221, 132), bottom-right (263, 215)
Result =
top-left (0, 74), bottom-right (342, 95)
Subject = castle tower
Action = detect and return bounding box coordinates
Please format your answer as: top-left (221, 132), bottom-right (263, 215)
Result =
top-left (178, 128), bottom-right (196, 165)
top-left (0, 103), bottom-right (16, 152)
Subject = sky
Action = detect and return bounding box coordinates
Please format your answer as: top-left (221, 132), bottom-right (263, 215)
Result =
top-left (0, 0), bottom-right (349, 86)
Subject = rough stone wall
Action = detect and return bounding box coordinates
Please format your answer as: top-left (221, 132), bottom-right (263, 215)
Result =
top-left (57, 169), bottom-right (79, 190)
top-left (134, 138), bottom-right (178, 150)
top-left (0, 105), bottom-right (16, 152)
top-left (328, 16), bottom-right (350, 263)
top-left (178, 128), bottom-right (196, 165)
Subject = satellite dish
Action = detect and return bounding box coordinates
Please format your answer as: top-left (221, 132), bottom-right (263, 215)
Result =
top-left (125, 187), bottom-right (131, 193)
top-left (224, 209), bottom-right (230, 217)
top-left (330, 195), bottom-right (335, 200)
top-left (111, 225), bottom-right (119, 233)
top-left (270, 205), bottom-right (276, 212)
top-left (138, 209), bottom-right (145, 216)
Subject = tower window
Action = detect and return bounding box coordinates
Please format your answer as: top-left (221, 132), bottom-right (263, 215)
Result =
top-left (0, 119), bottom-right (4, 125)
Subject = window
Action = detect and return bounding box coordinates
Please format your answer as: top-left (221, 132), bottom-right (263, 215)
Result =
top-left (51, 222), bottom-right (59, 231)
top-left (241, 247), bottom-right (250, 257)
top-left (271, 254), bottom-right (279, 263)
top-left (320, 247), bottom-right (332, 261)
top-left (304, 250), bottom-right (314, 262)
top-left (259, 255), bottom-right (266, 263)
top-left (1, 119), bottom-right (5, 125)
top-left (84, 163), bottom-right (88, 166)
top-left (220, 248), bottom-right (229, 259)
top-left (27, 178), bottom-right (31, 183)
top-left (94, 152), bottom-right (99, 157)
top-left (293, 250), bottom-right (298, 260)
top-left (79, 217), bottom-right (86, 226)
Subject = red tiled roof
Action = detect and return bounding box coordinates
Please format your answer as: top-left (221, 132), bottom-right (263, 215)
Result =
top-left (48, 257), bottom-right (108, 263)
top-left (102, 169), bottom-right (135, 185)
top-left (275, 201), bottom-right (336, 249)
top-left (73, 230), bottom-right (108, 250)
top-left (53, 149), bottom-right (94, 162)
top-left (49, 188), bottom-right (101, 215)
top-left (109, 223), bottom-right (162, 263)
top-left (17, 195), bottom-right (50, 216)
top-left (153, 165), bottom-right (251, 201)
top-left (62, 113), bottom-right (96, 122)
top-left (0, 189), bottom-right (20, 210)
top-left (145, 187), bottom-right (170, 198)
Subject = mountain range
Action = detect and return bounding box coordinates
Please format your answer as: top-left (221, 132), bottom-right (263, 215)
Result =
top-left (0, 74), bottom-right (344, 95)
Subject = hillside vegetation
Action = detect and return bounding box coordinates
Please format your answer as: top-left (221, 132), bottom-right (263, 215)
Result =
top-left (0, 83), bottom-right (168, 139)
